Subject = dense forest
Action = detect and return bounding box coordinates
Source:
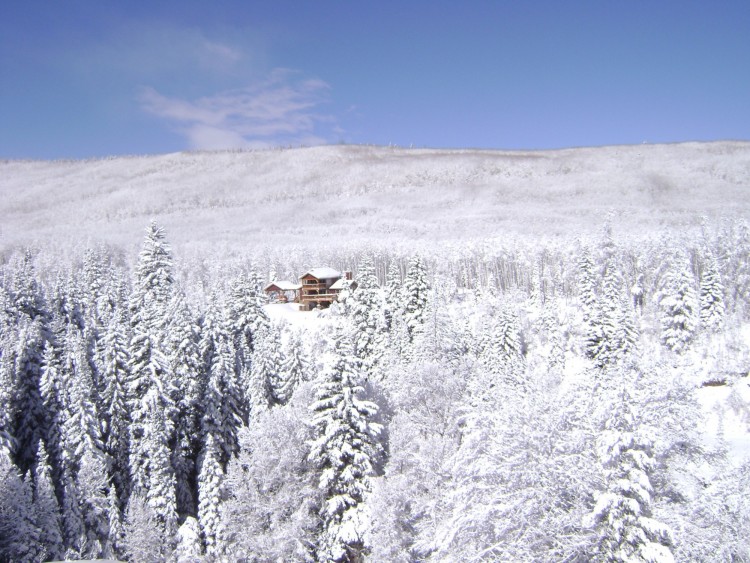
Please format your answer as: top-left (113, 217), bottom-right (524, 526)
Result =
top-left (1, 219), bottom-right (749, 562)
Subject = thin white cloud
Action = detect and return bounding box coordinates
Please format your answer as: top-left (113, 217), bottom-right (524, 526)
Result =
top-left (139, 69), bottom-right (335, 150)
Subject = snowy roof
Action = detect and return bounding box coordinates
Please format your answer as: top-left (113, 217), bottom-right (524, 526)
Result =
top-left (301, 267), bottom-right (341, 280)
top-left (264, 280), bottom-right (302, 291)
top-left (330, 278), bottom-right (352, 290)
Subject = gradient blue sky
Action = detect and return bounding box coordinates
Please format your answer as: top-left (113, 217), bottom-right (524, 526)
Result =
top-left (1, 1), bottom-right (748, 159)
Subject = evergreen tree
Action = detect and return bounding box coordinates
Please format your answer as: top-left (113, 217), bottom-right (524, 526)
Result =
top-left (100, 309), bottom-right (131, 505)
top-left (383, 261), bottom-right (402, 333)
top-left (9, 317), bottom-right (46, 473)
top-left (403, 256), bottom-right (429, 345)
top-left (247, 325), bottom-right (281, 420)
top-left (77, 447), bottom-right (110, 557)
top-left (578, 245), bottom-right (598, 323)
top-left (32, 441), bottom-right (64, 562)
top-left (658, 255), bottom-right (698, 354)
top-left (165, 294), bottom-right (204, 516)
top-left (309, 325), bottom-right (383, 562)
top-left (699, 249), bottom-right (725, 332)
top-left (0, 452), bottom-right (43, 562)
top-left (106, 485), bottom-right (124, 560)
top-left (201, 324), bottom-right (243, 466)
top-left (122, 493), bottom-right (170, 563)
top-left (140, 389), bottom-right (179, 543)
top-left (587, 401), bottom-right (674, 562)
top-left (127, 221), bottom-right (179, 503)
top-left (350, 256), bottom-right (382, 376)
top-left (277, 330), bottom-right (309, 404)
top-left (588, 262), bottom-right (639, 368)
top-left (197, 433), bottom-right (226, 557)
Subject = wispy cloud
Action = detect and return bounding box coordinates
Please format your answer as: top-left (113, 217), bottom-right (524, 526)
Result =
top-left (138, 69), bottom-right (335, 150)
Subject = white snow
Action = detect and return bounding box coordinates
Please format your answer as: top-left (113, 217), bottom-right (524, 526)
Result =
top-left (1, 142), bottom-right (748, 258)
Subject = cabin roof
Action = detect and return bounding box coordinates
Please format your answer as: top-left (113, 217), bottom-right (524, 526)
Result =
top-left (301, 267), bottom-right (341, 280)
top-left (330, 278), bottom-right (353, 290)
top-left (264, 280), bottom-right (302, 291)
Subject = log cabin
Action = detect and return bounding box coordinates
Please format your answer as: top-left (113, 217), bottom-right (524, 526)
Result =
top-left (298, 268), bottom-right (356, 311)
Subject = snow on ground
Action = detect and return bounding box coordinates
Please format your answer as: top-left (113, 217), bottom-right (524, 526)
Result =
top-left (697, 381), bottom-right (750, 465)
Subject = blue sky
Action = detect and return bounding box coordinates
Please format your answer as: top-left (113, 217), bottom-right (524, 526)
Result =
top-left (1, 1), bottom-right (748, 159)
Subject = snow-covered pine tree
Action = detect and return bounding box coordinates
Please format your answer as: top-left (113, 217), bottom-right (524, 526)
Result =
top-left (226, 271), bottom-right (270, 373)
top-left (127, 221), bottom-right (179, 503)
top-left (658, 254), bottom-right (698, 354)
top-left (122, 493), bottom-right (170, 563)
top-left (277, 330), bottom-right (310, 404)
top-left (165, 293), bottom-right (204, 516)
top-left (247, 324), bottom-right (282, 420)
top-left (480, 306), bottom-right (525, 386)
top-left (587, 404), bottom-right (674, 562)
top-left (578, 245), bottom-right (598, 323)
top-left (106, 485), bottom-right (124, 560)
top-left (76, 447), bottom-right (110, 557)
top-left (383, 261), bottom-right (402, 333)
top-left (201, 321), bottom-right (243, 466)
top-left (403, 256), bottom-right (429, 346)
top-left (39, 335), bottom-right (65, 486)
top-left (699, 249), bottom-right (725, 332)
top-left (350, 255), bottom-right (382, 377)
top-left (32, 440), bottom-right (64, 562)
top-left (197, 433), bottom-right (226, 557)
top-left (100, 309), bottom-right (131, 504)
top-left (139, 388), bottom-right (179, 547)
top-left (9, 317), bottom-right (46, 473)
top-left (0, 451), bottom-right (43, 562)
top-left (588, 261), bottom-right (639, 368)
top-left (308, 324), bottom-right (384, 562)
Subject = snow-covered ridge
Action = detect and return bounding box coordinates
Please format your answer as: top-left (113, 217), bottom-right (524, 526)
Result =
top-left (1, 142), bottom-right (748, 255)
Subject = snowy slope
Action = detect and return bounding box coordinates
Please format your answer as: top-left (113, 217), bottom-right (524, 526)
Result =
top-left (1, 142), bottom-right (748, 257)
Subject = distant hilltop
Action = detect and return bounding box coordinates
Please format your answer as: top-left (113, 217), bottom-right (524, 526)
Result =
top-left (0, 141), bottom-right (748, 257)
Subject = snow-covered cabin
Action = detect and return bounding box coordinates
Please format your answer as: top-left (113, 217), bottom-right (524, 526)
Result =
top-left (264, 280), bottom-right (302, 303)
top-left (298, 268), bottom-right (355, 311)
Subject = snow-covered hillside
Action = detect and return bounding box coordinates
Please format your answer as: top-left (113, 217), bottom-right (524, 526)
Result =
top-left (1, 142), bottom-right (748, 256)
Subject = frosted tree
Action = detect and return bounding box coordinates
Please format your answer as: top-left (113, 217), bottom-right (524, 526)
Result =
top-left (578, 245), bottom-right (598, 323)
top-left (350, 255), bottom-right (383, 377)
top-left (586, 398), bottom-right (674, 562)
top-left (139, 390), bottom-right (179, 545)
top-left (9, 317), bottom-right (46, 473)
top-left (277, 330), bottom-right (310, 404)
top-left (0, 452), bottom-right (43, 562)
top-left (699, 249), bottom-right (725, 332)
top-left (100, 309), bottom-right (131, 505)
top-left (247, 324), bottom-right (282, 420)
top-left (127, 221), bottom-right (179, 502)
top-left (226, 271), bottom-right (270, 374)
top-left (588, 262), bottom-right (639, 368)
top-left (480, 306), bottom-right (525, 386)
top-left (201, 323), bottom-right (243, 466)
top-left (165, 294), bottom-right (204, 515)
top-left (32, 441), bottom-right (64, 562)
top-left (122, 493), bottom-right (170, 563)
top-left (61, 330), bottom-right (105, 474)
top-left (223, 403), bottom-right (321, 562)
top-left (197, 433), bottom-right (226, 557)
top-left (106, 486), bottom-right (124, 560)
top-left (403, 256), bottom-right (429, 345)
top-left (658, 255), bottom-right (698, 354)
top-left (77, 448), bottom-right (111, 557)
top-left (369, 362), bottom-right (467, 562)
top-left (39, 336), bottom-right (65, 483)
top-left (308, 325), bottom-right (384, 562)
top-left (382, 261), bottom-right (402, 333)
